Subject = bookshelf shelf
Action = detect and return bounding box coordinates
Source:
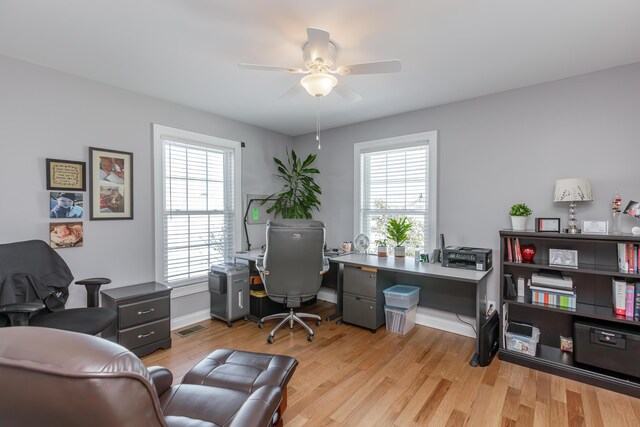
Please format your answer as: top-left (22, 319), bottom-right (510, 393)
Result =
top-left (499, 230), bottom-right (640, 397)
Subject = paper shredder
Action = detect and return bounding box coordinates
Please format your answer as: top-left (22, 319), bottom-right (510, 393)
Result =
top-left (209, 263), bottom-right (250, 327)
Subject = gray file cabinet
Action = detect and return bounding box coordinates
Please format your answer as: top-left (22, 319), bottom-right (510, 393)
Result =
top-left (342, 265), bottom-right (393, 332)
top-left (101, 282), bottom-right (172, 357)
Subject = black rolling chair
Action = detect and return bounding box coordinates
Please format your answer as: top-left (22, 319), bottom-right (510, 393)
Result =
top-left (256, 220), bottom-right (329, 343)
top-left (0, 240), bottom-right (115, 335)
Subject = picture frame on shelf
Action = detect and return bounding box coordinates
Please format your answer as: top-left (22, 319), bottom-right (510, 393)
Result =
top-left (549, 248), bottom-right (578, 269)
top-left (582, 220), bottom-right (608, 235)
top-left (535, 217), bottom-right (560, 233)
top-left (89, 147), bottom-right (133, 220)
top-left (46, 158), bottom-right (86, 191)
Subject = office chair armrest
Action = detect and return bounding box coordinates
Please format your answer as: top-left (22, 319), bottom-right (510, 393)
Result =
top-left (148, 366), bottom-right (173, 396)
top-left (255, 255), bottom-right (265, 272)
top-left (0, 302), bottom-right (45, 326)
top-left (320, 257), bottom-right (330, 275)
top-left (0, 302), bottom-right (45, 314)
top-left (75, 277), bottom-right (112, 307)
top-left (228, 385), bottom-right (282, 427)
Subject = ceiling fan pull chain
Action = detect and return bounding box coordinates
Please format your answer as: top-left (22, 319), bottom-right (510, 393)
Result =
top-left (316, 97), bottom-right (321, 150)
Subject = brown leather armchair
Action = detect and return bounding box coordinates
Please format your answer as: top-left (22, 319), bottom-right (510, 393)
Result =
top-left (0, 327), bottom-right (282, 427)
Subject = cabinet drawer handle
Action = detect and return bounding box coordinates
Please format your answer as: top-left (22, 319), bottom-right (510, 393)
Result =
top-left (138, 308), bottom-right (155, 315)
top-left (137, 331), bottom-right (155, 339)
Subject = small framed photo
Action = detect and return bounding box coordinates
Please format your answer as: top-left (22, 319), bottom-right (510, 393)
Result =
top-left (46, 159), bottom-right (86, 191)
top-left (582, 220), bottom-right (608, 234)
top-left (50, 192), bottom-right (84, 218)
top-left (536, 218), bottom-right (561, 233)
top-left (89, 147), bottom-right (133, 220)
top-left (549, 248), bottom-right (578, 269)
top-left (49, 222), bottom-right (84, 249)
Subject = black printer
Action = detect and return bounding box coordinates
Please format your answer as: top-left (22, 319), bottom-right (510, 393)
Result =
top-left (442, 246), bottom-right (492, 271)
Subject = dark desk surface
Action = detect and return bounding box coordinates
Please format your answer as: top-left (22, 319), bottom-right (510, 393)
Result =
top-left (330, 253), bottom-right (491, 283)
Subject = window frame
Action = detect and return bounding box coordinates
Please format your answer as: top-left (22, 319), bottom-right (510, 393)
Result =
top-left (353, 131), bottom-right (438, 250)
top-left (153, 124), bottom-right (242, 287)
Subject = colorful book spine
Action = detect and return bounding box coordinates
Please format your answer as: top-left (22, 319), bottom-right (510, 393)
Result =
top-left (506, 238), bottom-right (513, 262)
top-left (531, 290), bottom-right (576, 309)
top-left (618, 244), bottom-right (628, 273)
top-left (612, 279), bottom-right (627, 316)
top-left (625, 284), bottom-right (635, 318)
top-left (628, 244), bottom-right (635, 274)
top-left (635, 245), bottom-right (639, 274)
top-left (635, 283), bottom-right (640, 321)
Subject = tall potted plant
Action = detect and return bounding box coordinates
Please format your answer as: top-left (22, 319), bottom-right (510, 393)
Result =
top-left (266, 149), bottom-right (321, 219)
top-left (509, 203), bottom-right (532, 231)
top-left (386, 217), bottom-right (412, 257)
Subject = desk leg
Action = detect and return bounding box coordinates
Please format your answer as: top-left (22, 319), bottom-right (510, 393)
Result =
top-left (327, 263), bottom-right (343, 323)
top-left (469, 275), bottom-right (488, 366)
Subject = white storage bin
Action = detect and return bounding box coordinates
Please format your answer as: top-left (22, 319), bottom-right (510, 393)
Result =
top-left (383, 285), bottom-right (420, 309)
top-left (506, 326), bottom-right (540, 356)
top-left (384, 304), bottom-right (417, 335)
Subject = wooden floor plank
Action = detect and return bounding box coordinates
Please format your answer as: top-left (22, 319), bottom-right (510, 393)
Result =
top-left (140, 301), bottom-right (639, 426)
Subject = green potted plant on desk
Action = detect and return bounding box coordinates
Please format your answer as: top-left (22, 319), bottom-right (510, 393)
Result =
top-left (509, 203), bottom-right (532, 231)
top-left (386, 217), bottom-right (412, 257)
top-left (375, 239), bottom-right (388, 257)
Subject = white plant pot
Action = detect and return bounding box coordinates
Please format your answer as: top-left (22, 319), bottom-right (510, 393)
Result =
top-left (394, 246), bottom-right (406, 257)
top-left (377, 246), bottom-right (388, 257)
top-left (511, 216), bottom-right (528, 231)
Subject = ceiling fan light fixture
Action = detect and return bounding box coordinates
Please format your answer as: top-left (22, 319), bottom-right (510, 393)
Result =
top-left (300, 73), bottom-right (337, 97)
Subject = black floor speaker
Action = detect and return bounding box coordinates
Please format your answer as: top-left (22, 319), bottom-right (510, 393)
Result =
top-left (478, 311), bottom-right (500, 367)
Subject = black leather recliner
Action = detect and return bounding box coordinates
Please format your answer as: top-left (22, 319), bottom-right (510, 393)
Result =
top-left (0, 240), bottom-right (115, 335)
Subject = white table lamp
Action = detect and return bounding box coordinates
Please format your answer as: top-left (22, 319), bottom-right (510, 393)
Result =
top-left (553, 178), bottom-right (593, 234)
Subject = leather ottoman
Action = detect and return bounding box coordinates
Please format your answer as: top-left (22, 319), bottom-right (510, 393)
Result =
top-left (183, 349), bottom-right (298, 423)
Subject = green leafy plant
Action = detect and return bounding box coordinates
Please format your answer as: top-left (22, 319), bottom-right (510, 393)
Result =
top-left (266, 148), bottom-right (321, 219)
top-left (386, 217), bottom-right (413, 247)
top-left (374, 239), bottom-right (387, 247)
top-left (509, 203), bottom-right (533, 217)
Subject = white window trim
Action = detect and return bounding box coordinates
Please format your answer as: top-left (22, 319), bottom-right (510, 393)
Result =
top-left (353, 131), bottom-right (438, 250)
top-left (152, 124), bottom-right (242, 287)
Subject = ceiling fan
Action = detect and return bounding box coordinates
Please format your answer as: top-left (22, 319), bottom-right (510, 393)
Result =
top-left (238, 27), bottom-right (401, 103)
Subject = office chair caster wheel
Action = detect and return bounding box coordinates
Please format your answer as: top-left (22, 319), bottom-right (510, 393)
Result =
top-left (307, 334), bottom-right (314, 342)
top-left (267, 335), bottom-right (274, 344)
top-left (227, 321), bottom-right (232, 328)
top-left (315, 320), bottom-right (321, 326)
top-left (370, 329), bottom-right (376, 334)
top-left (258, 321), bottom-right (264, 329)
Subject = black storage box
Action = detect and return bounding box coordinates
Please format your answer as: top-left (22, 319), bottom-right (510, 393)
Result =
top-left (574, 320), bottom-right (640, 378)
top-left (249, 292), bottom-right (283, 322)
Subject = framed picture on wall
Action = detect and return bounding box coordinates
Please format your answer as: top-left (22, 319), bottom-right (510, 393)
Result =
top-left (46, 158), bottom-right (86, 191)
top-left (89, 147), bottom-right (133, 220)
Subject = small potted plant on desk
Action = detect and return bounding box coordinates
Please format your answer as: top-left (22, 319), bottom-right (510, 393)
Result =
top-left (375, 239), bottom-right (388, 257)
top-left (509, 203), bottom-right (532, 231)
top-left (386, 217), bottom-right (412, 258)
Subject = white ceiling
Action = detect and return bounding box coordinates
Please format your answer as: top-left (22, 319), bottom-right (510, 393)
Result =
top-left (1, 1), bottom-right (639, 136)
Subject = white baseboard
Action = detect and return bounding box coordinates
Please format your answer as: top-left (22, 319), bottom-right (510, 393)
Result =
top-left (317, 287), bottom-right (475, 338)
top-left (171, 309), bottom-right (210, 331)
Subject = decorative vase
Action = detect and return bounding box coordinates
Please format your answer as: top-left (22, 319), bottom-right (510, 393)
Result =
top-left (511, 216), bottom-right (528, 231)
top-left (377, 246), bottom-right (388, 257)
top-left (394, 246), bottom-right (405, 257)
top-left (521, 245), bottom-right (536, 262)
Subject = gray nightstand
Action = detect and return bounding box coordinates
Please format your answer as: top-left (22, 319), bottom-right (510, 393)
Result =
top-left (101, 282), bottom-right (172, 357)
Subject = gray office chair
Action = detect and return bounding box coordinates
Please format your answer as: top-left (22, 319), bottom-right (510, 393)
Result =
top-left (256, 219), bottom-right (329, 343)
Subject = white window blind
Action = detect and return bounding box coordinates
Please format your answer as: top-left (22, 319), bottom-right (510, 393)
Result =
top-left (162, 139), bottom-right (235, 285)
top-left (360, 144), bottom-right (429, 249)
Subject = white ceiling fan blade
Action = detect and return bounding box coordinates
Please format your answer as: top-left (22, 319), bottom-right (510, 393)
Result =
top-left (336, 60), bottom-right (401, 76)
top-left (238, 63), bottom-right (307, 74)
top-left (306, 27), bottom-right (330, 62)
top-left (333, 80), bottom-right (363, 103)
top-left (278, 82), bottom-right (305, 100)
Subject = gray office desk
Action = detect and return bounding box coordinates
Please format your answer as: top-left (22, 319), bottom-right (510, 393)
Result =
top-left (330, 254), bottom-right (491, 365)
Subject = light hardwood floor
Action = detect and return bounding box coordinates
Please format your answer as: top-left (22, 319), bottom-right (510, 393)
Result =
top-left (142, 301), bottom-right (640, 426)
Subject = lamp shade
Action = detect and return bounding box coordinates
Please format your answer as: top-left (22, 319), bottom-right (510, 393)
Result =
top-left (300, 73), bottom-right (337, 97)
top-left (553, 178), bottom-right (593, 202)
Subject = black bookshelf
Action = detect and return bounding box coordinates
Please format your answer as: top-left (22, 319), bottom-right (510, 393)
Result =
top-left (499, 230), bottom-right (640, 398)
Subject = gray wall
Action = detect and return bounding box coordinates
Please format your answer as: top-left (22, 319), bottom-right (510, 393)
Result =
top-left (294, 62), bottom-right (640, 304)
top-left (0, 55), bottom-right (291, 316)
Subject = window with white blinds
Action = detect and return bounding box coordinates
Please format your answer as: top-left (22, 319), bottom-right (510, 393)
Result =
top-left (153, 125), bottom-right (241, 287)
top-left (355, 132), bottom-right (437, 251)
